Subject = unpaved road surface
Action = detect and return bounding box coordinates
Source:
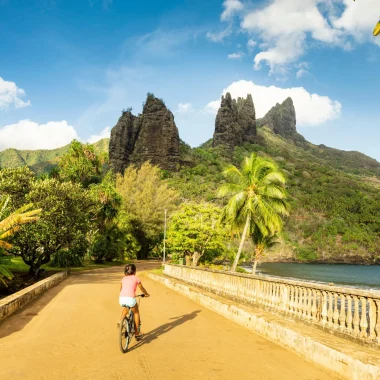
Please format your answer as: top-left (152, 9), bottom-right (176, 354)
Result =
top-left (0, 262), bottom-right (339, 380)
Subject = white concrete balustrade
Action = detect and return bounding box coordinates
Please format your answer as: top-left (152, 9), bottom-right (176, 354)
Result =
top-left (164, 264), bottom-right (380, 346)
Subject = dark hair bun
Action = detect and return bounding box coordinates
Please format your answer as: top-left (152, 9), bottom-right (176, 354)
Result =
top-left (124, 264), bottom-right (136, 275)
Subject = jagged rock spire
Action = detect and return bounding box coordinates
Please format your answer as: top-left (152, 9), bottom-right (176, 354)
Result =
top-left (257, 97), bottom-right (305, 142)
top-left (109, 93), bottom-right (180, 173)
top-left (212, 92), bottom-right (257, 149)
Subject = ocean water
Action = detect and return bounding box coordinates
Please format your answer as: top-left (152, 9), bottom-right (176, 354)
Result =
top-left (245, 263), bottom-right (380, 290)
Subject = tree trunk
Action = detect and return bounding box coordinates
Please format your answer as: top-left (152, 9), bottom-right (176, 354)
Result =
top-left (252, 260), bottom-right (258, 275)
top-left (185, 253), bottom-right (191, 266)
top-left (252, 245), bottom-right (264, 275)
top-left (231, 213), bottom-right (251, 272)
top-left (192, 252), bottom-right (201, 267)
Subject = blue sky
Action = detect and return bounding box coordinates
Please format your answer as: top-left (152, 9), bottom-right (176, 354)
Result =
top-left (0, 0), bottom-right (379, 161)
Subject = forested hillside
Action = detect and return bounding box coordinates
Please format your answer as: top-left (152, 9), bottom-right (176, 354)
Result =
top-left (0, 107), bottom-right (379, 264)
top-left (167, 128), bottom-right (380, 263)
top-left (0, 139), bottom-right (109, 175)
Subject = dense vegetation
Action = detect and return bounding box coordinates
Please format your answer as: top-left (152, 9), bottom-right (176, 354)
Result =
top-left (0, 142), bottom-right (178, 291)
top-left (0, 123), bottom-right (379, 269)
top-left (166, 128), bottom-right (380, 264)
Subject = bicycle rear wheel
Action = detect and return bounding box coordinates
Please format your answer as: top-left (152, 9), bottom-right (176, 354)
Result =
top-left (119, 316), bottom-right (131, 353)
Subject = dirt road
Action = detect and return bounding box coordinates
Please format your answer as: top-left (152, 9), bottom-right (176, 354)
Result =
top-left (0, 262), bottom-right (339, 380)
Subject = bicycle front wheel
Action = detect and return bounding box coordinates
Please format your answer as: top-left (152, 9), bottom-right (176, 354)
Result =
top-left (119, 316), bottom-right (131, 353)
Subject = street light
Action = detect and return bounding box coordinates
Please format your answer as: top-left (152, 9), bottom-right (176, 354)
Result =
top-left (163, 209), bottom-right (167, 265)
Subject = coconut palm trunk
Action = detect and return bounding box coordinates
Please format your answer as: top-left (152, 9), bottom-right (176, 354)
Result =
top-left (231, 213), bottom-right (251, 272)
top-left (252, 258), bottom-right (258, 275)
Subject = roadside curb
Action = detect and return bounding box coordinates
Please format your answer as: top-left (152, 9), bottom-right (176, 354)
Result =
top-left (146, 272), bottom-right (380, 380)
top-left (0, 271), bottom-right (68, 323)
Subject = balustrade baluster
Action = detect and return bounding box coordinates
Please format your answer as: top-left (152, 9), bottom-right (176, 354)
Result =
top-left (306, 288), bottom-right (311, 319)
top-left (353, 296), bottom-right (360, 337)
top-left (288, 286), bottom-right (294, 314)
top-left (360, 297), bottom-right (368, 338)
top-left (327, 292), bottom-right (333, 327)
top-left (368, 298), bottom-right (377, 340)
top-left (311, 289), bottom-right (317, 321)
top-left (299, 287), bottom-right (304, 316)
top-left (332, 293), bottom-right (339, 328)
top-left (375, 300), bottom-right (380, 342)
top-left (301, 288), bottom-right (306, 316)
top-left (322, 292), bottom-right (328, 326)
top-left (346, 296), bottom-right (353, 335)
top-left (281, 284), bottom-right (288, 312)
top-left (339, 294), bottom-right (346, 331)
top-left (294, 286), bottom-right (300, 317)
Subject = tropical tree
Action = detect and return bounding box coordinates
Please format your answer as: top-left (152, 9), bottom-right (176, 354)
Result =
top-left (0, 196), bottom-right (41, 285)
top-left (10, 179), bottom-right (95, 276)
top-left (166, 203), bottom-right (226, 266)
top-left (251, 226), bottom-right (279, 275)
top-left (88, 172), bottom-right (124, 263)
top-left (219, 153), bottom-right (288, 272)
top-left (0, 167), bottom-right (35, 208)
top-left (116, 162), bottom-right (179, 259)
top-left (58, 140), bottom-right (106, 187)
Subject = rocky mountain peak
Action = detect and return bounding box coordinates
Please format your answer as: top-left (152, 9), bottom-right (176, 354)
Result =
top-left (212, 92), bottom-right (257, 149)
top-left (257, 97), bottom-right (305, 142)
top-left (109, 94), bottom-right (180, 173)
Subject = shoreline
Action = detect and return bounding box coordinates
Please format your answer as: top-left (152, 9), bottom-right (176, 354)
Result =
top-left (256, 259), bottom-right (380, 266)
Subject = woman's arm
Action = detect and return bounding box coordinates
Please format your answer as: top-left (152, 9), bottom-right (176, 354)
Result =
top-left (138, 282), bottom-right (150, 297)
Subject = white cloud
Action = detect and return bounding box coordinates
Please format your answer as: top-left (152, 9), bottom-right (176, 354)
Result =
top-left (228, 53), bottom-right (243, 59)
top-left (221, 0), bottom-right (244, 21)
top-left (247, 39), bottom-right (257, 52)
top-left (88, 126), bottom-right (111, 143)
top-left (237, 0), bottom-right (380, 74)
top-left (0, 77), bottom-right (30, 110)
top-left (296, 61), bottom-right (310, 78)
top-left (0, 120), bottom-right (78, 151)
top-left (296, 69), bottom-right (308, 79)
top-left (332, 0), bottom-right (380, 41)
top-left (206, 80), bottom-right (342, 126)
top-left (207, 26), bottom-right (232, 42)
top-left (175, 103), bottom-right (194, 113)
top-left (136, 29), bottom-right (198, 56)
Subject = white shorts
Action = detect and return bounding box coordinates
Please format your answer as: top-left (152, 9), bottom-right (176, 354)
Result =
top-left (119, 296), bottom-right (136, 308)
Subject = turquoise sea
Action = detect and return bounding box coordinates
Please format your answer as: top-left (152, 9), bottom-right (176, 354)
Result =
top-left (245, 263), bottom-right (380, 290)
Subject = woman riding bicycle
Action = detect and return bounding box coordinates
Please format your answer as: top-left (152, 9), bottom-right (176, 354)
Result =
top-left (118, 264), bottom-right (150, 339)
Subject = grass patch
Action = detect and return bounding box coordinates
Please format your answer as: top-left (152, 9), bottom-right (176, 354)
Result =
top-left (148, 267), bottom-right (164, 275)
top-left (0, 255), bottom-right (129, 274)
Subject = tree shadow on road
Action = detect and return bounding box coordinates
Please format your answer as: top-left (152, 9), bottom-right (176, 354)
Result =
top-left (127, 310), bottom-right (201, 352)
top-left (0, 282), bottom-right (66, 339)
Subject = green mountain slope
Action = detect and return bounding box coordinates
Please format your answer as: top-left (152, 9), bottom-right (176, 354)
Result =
top-left (167, 128), bottom-right (380, 264)
top-left (0, 139), bottom-right (109, 175)
top-left (0, 132), bottom-right (379, 263)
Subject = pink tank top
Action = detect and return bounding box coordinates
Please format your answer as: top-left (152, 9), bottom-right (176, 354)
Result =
top-left (120, 275), bottom-right (140, 297)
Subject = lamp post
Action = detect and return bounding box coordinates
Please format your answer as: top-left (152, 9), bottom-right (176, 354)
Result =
top-left (163, 209), bottom-right (167, 265)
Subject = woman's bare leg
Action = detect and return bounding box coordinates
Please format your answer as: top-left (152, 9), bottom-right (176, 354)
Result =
top-left (131, 304), bottom-right (140, 336)
top-left (117, 307), bottom-right (128, 326)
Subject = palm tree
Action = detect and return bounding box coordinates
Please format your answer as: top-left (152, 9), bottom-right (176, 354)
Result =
top-left (219, 153), bottom-right (288, 272)
top-left (251, 226), bottom-right (279, 275)
top-left (0, 196), bottom-right (41, 285)
top-left (374, 21), bottom-right (380, 36)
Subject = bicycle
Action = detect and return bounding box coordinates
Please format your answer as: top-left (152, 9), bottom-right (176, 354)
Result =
top-left (119, 294), bottom-right (145, 353)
